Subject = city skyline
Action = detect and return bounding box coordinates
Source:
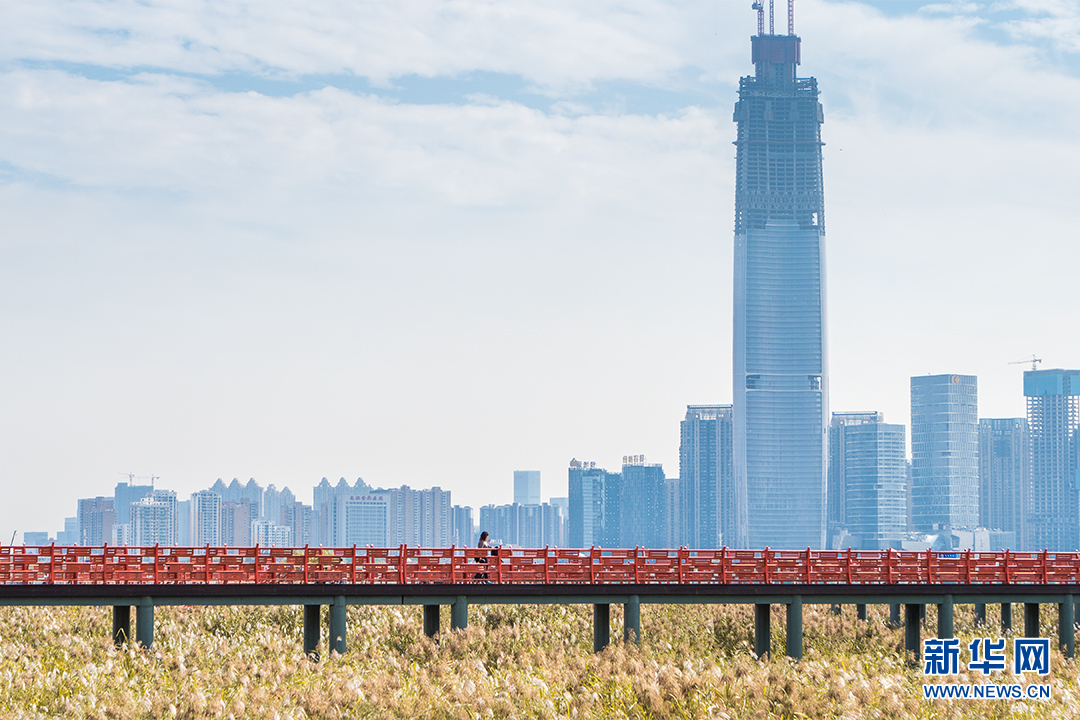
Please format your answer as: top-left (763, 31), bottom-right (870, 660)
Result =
top-left (2, 1), bottom-right (1080, 538)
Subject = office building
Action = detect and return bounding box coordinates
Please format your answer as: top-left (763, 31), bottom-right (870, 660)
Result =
top-left (910, 374), bottom-right (979, 531)
top-left (114, 481), bottom-right (154, 534)
top-left (514, 471), bottom-right (541, 506)
top-left (827, 411), bottom-right (884, 546)
top-left (1025, 369), bottom-right (1080, 550)
top-left (23, 531), bottom-right (49, 545)
top-left (56, 517), bottom-right (78, 545)
top-left (978, 418), bottom-right (1028, 546)
top-left (568, 460), bottom-right (612, 547)
top-left (842, 421), bottom-right (907, 549)
top-left (451, 505), bottom-right (475, 547)
top-left (620, 456), bottom-right (665, 548)
top-left (732, 15), bottom-right (829, 549)
top-left (679, 405), bottom-right (733, 548)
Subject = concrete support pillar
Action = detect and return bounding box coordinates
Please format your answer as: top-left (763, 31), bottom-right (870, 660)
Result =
top-left (938, 595), bottom-right (954, 639)
top-left (623, 595), bottom-right (641, 644)
top-left (974, 604), bottom-right (986, 627)
top-left (303, 604), bottom-right (321, 660)
top-left (889, 603), bottom-right (901, 628)
top-left (451, 596), bottom-right (468, 630)
top-left (1059, 596), bottom-right (1074, 659)
top-left (135, 597), bottom-right (154, 650)
top-left (856, 604), bottom-right (867, 621)
top-left (1001, 603), bottom-right (1012, 633)
top-left (593, 604), bottom-right (610, 653)
top-left (904, 604), bottom-right (921, 666)
top-left (1024, 603), bottom-right (1040, 638)
top-left (329, 596), bottom-right (347, 655)
top-left (786, 597), bottom-right (803, 660)
top-left (423, 605), bottom-right (441, 638)
top-left (754, 604), bottom-right (771, 659)
top-left (112, 606), bottom-right (131, 647)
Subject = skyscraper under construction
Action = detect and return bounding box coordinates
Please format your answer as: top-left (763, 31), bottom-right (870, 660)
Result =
top-left (732, 1), bottom-right (828, 549)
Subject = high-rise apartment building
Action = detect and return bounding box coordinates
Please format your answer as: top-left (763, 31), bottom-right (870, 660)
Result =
top-left (842, 422), bottom-right (907, 549)
top-left (190, 490), bottom-right (222, 546)
top-left (77, 496), bottom-right (116, 546)
top-left (513, 471), bottom-right (541, 506)
top-left (130, 490), bottom-right (178, 546)
top-left (732, 14), bottom-right (829, 549)
top-left (1024, 369), bottom-right (1080, 550)
top-left (679, 405), bottom-right (733, 549)
top-left (910, 374), bottom-right (979, 531)
top-left (978, 418), bottom-right (1028, 546)
top-left (827, 411), bottom-right (884, 546)
top-left (113, 481), bottom-right (152, 532)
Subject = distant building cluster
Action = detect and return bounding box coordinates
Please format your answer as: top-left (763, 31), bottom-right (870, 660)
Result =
top-left (22, 369), bottom-right (1080, 552)
top-left (41, 477), bottom-right (474, 551)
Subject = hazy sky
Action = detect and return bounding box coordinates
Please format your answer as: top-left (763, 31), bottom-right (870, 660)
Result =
top-left (2, 0), bottom-right (1079, 540)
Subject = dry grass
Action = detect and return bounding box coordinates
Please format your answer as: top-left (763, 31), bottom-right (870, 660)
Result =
top-left (0, 601), bottom-right (1076, 718)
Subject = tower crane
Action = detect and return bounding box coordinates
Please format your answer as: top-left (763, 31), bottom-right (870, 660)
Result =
top-left (1008, 355), bottom-right (1042, 371)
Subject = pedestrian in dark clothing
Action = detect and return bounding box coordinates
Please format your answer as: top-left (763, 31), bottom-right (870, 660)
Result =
top-left (474, 531), bottom-right (492, 581)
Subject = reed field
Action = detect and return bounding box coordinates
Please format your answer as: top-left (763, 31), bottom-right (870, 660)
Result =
top-left (0, 601), bottom-right (1076, 719)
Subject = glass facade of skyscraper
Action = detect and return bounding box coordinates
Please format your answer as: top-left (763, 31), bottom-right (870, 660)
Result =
top-left (910, 374), bottom-right (979, 531)
top-left (1024, 369), bottom-right (1080, 550)
top-left (732, 28), bottom-right (828, 549)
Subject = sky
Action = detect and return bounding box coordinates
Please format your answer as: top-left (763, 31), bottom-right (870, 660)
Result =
top-left (2, 0), bottom-right (1079, 541)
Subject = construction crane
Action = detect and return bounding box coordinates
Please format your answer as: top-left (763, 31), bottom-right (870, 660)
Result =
top-left (751, 1), bottom-right (795, 37)
top-left (1008, 355), bottom-right (1043, 372)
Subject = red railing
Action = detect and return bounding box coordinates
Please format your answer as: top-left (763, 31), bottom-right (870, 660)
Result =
top-left (1, 545), bottom-right (1077, 586)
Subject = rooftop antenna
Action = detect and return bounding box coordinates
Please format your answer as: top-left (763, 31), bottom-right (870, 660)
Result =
top-left (788, 0), bottom-right (795, 35)
top-left (752, 2), bottom-right (764, 36)
top-left (769, 0), bottom-right (775, 35)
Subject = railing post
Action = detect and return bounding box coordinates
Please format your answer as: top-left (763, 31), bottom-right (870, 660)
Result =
top-left (254, 544), bottom-right (260, 584)
top-left (904, 604), bottom-right (921, 667)
top-left (48, 543), bottom-right (56, 585)
top-left (303, 604), bottom-right (321, 660)
top-left (1001, 603), bottom-right (1013, 633)
top-left (1059, 595), bottom-right (1074, 659)
top-left (399, 544), bottom-right (407, 584)
top-left (423, 605), bottom-right (441, 638)
top-left (351, 545), bottom-right (357, 584)
top-left (786, 596), bottom-right (803, 659)
top-left (112, 605), bottom-right (131, 646)
top-left (938, 595), bottom-right (954, 639)
top-left (763, 547), bottom-right (771, 584)
top-left (754, 604), bottom-right (770, 659)
top-left (624, 595), bottom-right (640, 644)
top-left (330, 596), bottom-right (347, 655)
top-left (1024, 603), bottom-right (1040, 638)
top-left (135, 596), bottom-right (154, 650)
top-left (303, 545), bottom-right (309, 584)
top-left (451, 595), bottom-right (468, 630)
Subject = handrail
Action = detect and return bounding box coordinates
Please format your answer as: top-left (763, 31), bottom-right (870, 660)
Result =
top-left (2, 545), bottom-right (1079, 586)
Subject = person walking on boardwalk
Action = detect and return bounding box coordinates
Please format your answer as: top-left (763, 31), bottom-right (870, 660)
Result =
top-left (475, 531), bottom-right (493, 581)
